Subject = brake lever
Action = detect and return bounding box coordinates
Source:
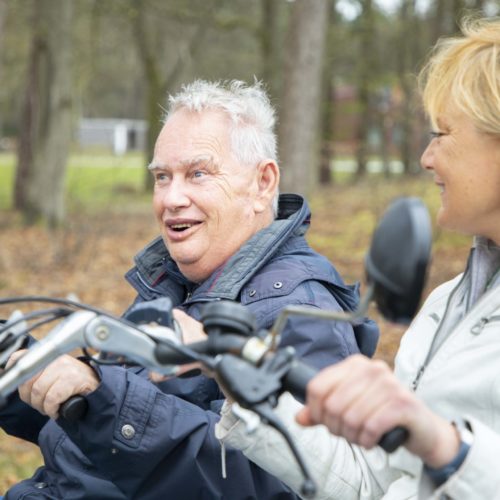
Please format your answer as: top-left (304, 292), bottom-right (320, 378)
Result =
top-left (0, 311), bottom-right (185, 418)
top-left (0, 310), bottom-right (29, 367)
top-left (84, 316), bottom-right (181, 376)
top-left (0, 311), bottom-right (95, 400)
top-left (215, 353), bottom-right (316, 497)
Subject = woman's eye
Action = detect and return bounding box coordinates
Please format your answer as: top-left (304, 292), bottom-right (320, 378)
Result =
top-left (430, 131), bottom-right (445, 139)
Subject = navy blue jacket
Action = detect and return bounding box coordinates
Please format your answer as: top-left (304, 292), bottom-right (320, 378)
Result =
top-left (1, 194), bottom-right (378, 499)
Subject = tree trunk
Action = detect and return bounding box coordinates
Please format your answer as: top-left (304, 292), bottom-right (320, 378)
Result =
top-left (397, 0), bottom-right (418, 175)
top-left (318, 0), bottom-right (338, 186)
top-left (278, 0), bottom-right (329, 195)
top-left (355, 0), bottom-right (375, 179)
top-left (14, 0), bottom-right (73, 226)
top-left (355, 82), bottom-right (370, 178)
top-left (0, 0), bottom-right (7, 137)
top-left (319, 76), bottom-right (335, 185)
top-left (260, 0), bottom-right (283, 104)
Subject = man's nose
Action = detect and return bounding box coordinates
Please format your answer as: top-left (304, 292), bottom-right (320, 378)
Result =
top-left (161, 178), bottom-right (191, 211)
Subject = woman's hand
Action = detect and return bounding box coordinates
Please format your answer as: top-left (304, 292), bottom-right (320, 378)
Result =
top-left (296, 354), bottom-right (461, 468)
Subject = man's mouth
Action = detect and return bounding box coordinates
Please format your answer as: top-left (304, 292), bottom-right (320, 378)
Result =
top-left (170, 223), bottom-right (198, 232)
top-left (166, 220), bottom-right (202, 236)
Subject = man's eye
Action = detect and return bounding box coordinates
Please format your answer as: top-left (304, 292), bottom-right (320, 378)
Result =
top-left (155, 173), bottom-right (168, 182)
top-left (193, 170), bottom-right (206, 178)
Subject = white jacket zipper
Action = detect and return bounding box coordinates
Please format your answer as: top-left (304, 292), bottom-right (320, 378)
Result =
top-left (411, 271), bottom-right (468, 391)
top-left (470, 315), bottom-right (500, 335)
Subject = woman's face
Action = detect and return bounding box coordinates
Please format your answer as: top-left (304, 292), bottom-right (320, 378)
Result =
top-left (420, 105), bottom-right (500, 245)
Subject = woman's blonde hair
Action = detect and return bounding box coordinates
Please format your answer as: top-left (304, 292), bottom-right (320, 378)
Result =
top-left (419, 17), bottom-right (500, 135)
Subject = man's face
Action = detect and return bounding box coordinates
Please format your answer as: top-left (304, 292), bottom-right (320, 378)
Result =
top-left (151, 109), bottom-right (273, 282)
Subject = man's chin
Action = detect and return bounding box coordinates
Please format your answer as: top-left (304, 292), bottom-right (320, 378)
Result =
top-left (171, 254), bottom-right (200, 268)
top-left (171, 255), bottom-right (206, 280)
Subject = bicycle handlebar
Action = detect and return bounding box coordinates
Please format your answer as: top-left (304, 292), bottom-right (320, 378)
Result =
top-left (0, 301), bottom-right (408, 450)
top-left (281, 357), bottom-right (409, 453)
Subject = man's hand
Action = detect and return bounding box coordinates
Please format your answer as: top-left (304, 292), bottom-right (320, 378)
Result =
top-left (296, 354), bottom-right (460, 468)
top-left (173, 309), bottom-right (208, 344)
top-left (149, 309), bottom-right (208, 382)
top-left (6, 350), bottom-right (99, 420)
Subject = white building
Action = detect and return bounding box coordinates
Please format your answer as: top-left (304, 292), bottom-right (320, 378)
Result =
top-left (77, 118), bottom-right (148, 155)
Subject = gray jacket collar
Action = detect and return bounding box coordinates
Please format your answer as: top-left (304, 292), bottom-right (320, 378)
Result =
top-left (470, 236), bottom-right (500, 303)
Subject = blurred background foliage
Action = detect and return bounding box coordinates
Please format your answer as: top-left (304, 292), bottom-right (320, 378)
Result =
top-left (0, 0), bottom-right (498, 225)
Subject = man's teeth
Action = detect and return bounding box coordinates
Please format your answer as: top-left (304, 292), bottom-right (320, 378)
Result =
top-left (171, 223), bottom-right (194, 230)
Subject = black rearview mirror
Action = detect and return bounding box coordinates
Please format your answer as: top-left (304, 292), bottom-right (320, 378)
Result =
top-left (366, 197), bottom-right (432, 324)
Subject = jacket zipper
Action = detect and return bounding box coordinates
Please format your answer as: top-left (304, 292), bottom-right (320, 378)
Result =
top-left (411, 271), bottom-right (469, 391)
top-left (470, 315), bottom-right (500, 335)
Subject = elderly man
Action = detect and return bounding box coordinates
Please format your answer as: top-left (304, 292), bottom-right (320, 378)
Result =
top-left (1, 80), bottom-right (378, 499)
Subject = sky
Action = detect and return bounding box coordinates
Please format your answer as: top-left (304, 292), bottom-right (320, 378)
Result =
top-left (336, 0), bottom-right (431, 19)
top-left (337, 0), bottom-right (499, 19)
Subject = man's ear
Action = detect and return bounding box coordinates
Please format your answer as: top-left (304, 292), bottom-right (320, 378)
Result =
top-left (254, 159), bottom-right (280, 213)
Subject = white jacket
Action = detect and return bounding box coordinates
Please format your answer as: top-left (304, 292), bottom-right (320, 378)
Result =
top-left (216, 243), bottom-right (500, 499)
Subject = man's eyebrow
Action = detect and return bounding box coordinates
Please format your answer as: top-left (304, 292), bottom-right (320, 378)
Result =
top-left (147, 160), bottom-right (162, 171)
top-left (148, 155), bottom-right (216, 171)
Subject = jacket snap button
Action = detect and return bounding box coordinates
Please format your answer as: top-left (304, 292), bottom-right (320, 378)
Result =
top-left (273, 282), bottom-right (283, 289)
top-left (121, 424), bottom-right (136, 439)
top-left (249, 289), bottom-right (256, 297)
top-left (34, 482), bottom-right (47, 489)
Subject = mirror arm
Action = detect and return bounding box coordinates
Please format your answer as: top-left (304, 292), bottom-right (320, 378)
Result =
top-left (267, 283), bottom-right (375, 350)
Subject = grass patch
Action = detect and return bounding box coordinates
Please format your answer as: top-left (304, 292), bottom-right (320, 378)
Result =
top-left (66, 151), bottom-right (150, 211)
top-left (0, 153), bottom-right (15, 210)
top-left (0, 151), bottom-right (152, 213)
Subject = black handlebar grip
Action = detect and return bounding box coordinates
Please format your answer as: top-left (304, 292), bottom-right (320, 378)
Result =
top-left (154, 342), bottom-right (187, 365)
top-left (378, 425), bottom-right (409, 453)
top-left (282, 360), bottom-right (318, 404)
top-left (283, 359), bottom-right (409, 453)
top-left (60, 395), bottom-right (88, 422)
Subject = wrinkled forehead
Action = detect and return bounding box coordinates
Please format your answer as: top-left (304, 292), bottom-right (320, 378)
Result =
top-left (151, 109), bottom-right (233, 168)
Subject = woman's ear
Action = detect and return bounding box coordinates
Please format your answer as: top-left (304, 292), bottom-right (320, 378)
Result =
top-left (253, 159), bottom-right (280, 213)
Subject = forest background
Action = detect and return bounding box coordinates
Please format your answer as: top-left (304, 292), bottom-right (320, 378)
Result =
top-left (0, 0), bottom-right (496, 490)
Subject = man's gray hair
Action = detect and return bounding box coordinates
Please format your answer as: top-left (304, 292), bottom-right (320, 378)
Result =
top-left (165, 80), bottom-right (280, 216)
top-left (165, 79), bottom-right (278, 167)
